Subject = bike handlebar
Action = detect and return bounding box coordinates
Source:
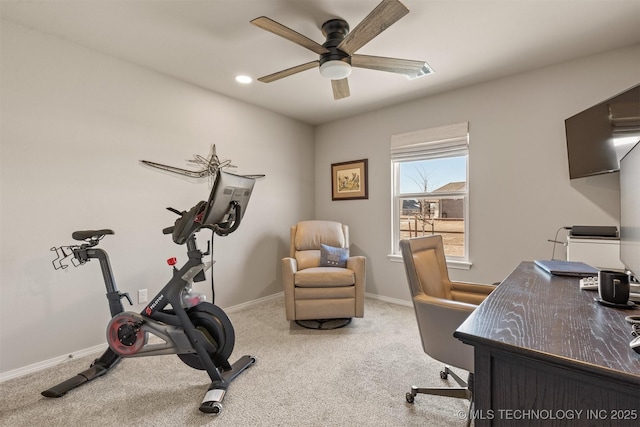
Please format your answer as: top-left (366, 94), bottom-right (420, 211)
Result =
top-left (212, 202), bottom-right (241, 236)
top-left (165, 200), bottom-right (242, 243)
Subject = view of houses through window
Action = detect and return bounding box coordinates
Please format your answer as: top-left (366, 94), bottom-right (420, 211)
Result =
top-left (395, 156), bottom-right (467, 258)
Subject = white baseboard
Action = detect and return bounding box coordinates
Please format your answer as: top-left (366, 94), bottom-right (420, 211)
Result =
top-left (1, 291), bottom-right (407, 382)
top-left (0, 293), bottom-right (285, 382)
top-left (223, 292), bottom-right (284, 313)
top-left (0, 343), bottom-right (106, 383)
top-left (365, 292), bottom-right (413, 307)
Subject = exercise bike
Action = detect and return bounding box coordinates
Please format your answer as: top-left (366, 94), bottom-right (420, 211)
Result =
top-left (43, 170), bottom-right (260, 415)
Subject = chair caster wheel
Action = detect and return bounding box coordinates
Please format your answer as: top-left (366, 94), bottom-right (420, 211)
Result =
top-left (211, 402), bottom-right (222, 415)
top-left (440, 370), bottom-right (448, 379)
top-left (406, 392), bottom-right (415, 403)
top-left (200, 401), bottom-right (222, 415)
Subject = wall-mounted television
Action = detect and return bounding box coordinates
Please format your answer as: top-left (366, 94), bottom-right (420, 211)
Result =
top-left (565, 84), bottom-right (640, 179)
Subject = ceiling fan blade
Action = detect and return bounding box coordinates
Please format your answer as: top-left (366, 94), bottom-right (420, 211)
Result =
top-left (351, 54), bottom-right (433, 78)
top-left (257, 61), bottom-right (319, 83)
top-left (331, 78), bottom-right (350, 100)
top-left (337, 0), bottom-right (409, 55)
top-left (251, 17), bottom-right (329, 55)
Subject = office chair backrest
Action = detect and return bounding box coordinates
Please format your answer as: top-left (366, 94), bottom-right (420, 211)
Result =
top-left (400, 234), bottom-right (476, 372)
top-left (401, 235), bottom-right (451, 300)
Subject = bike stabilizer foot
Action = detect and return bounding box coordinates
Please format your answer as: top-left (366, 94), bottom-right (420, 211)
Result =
top-left (41, 348), bottom-right (121, 398)
top-left (200, 387), bottom-right (226, 414)
top-left (199, 355), bottom-right (256, 414)
top-left (222, 355), bottom-right (256, 383)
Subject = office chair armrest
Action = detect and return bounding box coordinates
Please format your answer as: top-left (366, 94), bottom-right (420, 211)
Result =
top-left (452, 281), bottom-right (496, 294)
top-left (450, 281), bottom-right (496, 305)
top-left (414, 293), bottom-right (477, 313)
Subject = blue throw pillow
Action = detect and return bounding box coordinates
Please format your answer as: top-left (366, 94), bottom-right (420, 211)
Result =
top-left (320, 244), bottom-right (349, 268)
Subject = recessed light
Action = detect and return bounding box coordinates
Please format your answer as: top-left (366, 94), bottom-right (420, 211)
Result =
top-left (235, 75), bottom-right (252, 84)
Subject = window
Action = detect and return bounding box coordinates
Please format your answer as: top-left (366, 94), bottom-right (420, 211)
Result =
top-left (391, 122), bottom-right (470, 268)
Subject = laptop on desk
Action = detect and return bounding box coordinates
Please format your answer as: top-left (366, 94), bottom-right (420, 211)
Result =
top-left (534, 259), bottom-right (599, 277)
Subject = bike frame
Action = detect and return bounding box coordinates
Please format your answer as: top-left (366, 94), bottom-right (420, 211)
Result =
top-left (44, 169), bottom-right (259, 414)
top-left (44, 231), bottom-right (254, 413)
top-left (140, 234), bottom-right (226, 378)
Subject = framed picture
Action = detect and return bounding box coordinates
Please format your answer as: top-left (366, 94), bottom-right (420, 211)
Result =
top-left (331, 159), bottom-right (368, 201)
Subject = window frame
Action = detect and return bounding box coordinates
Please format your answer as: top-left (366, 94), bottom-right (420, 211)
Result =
top-left (389, 122), bottom-right (471, 269)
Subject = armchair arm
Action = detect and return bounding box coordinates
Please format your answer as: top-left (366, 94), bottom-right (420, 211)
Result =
top-left (346, 255), bottom-right (365, 275)
top-left (282, 257), bottom-right (298, 320)
top-left (347, 256), bottom-right (366, 317)
top-left (450, 281), bottom-right (496, 305)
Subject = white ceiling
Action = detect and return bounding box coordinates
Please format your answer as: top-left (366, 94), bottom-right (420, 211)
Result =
top-left (2, 0), bottom-right (640, 125)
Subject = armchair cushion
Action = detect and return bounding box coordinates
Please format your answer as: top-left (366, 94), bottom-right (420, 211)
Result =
top-left (296, 250), bottom-right (321, 270)
top-left (319, 244), bottom-right (349, 268)
top-left (294, 267), bottom-right (355, 287)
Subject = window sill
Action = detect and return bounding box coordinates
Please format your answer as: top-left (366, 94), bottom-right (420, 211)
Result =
top-left (387, 254), bottom-right (472, 270)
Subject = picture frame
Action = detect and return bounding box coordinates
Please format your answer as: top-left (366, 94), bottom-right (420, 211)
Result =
top-left (331, 159), bottom-right (368, 201)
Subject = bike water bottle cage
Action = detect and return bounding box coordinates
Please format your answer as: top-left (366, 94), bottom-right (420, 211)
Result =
top-left (50, 229), bottom-right (114, 270)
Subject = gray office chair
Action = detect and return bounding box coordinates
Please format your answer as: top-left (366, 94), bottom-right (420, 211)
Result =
top-left (400, 236), bottom-right (496, 422)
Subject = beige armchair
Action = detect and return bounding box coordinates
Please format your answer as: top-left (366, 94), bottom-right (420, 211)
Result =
top-left (400, 235), bottom-right (496, 422)
top-left (282, 220), bottom-right (365, 328)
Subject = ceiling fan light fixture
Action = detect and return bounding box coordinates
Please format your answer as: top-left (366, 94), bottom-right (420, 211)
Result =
top-left (319, 60), bottom-right (352, 80)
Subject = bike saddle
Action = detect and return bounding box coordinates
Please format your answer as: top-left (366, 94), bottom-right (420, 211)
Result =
top-left (72, 229), bottom-right (114, 241)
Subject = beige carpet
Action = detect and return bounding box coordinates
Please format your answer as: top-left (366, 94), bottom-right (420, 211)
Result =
top-left (0, 297), bottom-right (471, 426)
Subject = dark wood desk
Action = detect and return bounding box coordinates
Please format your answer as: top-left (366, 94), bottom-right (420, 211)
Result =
top-left (455, 261), bottom-right (640, 426)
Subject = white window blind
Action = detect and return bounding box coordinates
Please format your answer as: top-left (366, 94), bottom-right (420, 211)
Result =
top-left (389, 121), bottom-right (471, 267)
top-left (390, 122), bottom-right (469, 161)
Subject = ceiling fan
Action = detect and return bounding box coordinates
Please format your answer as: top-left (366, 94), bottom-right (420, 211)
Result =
top-left (250, 0), bottom-right (432, 100)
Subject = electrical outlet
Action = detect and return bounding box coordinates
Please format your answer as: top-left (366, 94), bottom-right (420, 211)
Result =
top-left (138, 289), bottom-right (148, 304)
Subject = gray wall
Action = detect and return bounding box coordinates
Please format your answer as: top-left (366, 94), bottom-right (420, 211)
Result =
top-left (2, 16), bottom-right (638, 377)
top-left (0, 21), bottom-right (314, 375)
top-left (314, 44), bottom-right (640, 302)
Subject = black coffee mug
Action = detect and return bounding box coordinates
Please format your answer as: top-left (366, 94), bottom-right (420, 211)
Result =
top-left (598, 270), bottom-right (630, 304)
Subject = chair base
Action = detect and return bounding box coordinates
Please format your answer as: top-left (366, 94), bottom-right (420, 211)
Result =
top-left (406, 367), bottom-right (474, 426)
top-left (295, 318), bottom-right (352, 330)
